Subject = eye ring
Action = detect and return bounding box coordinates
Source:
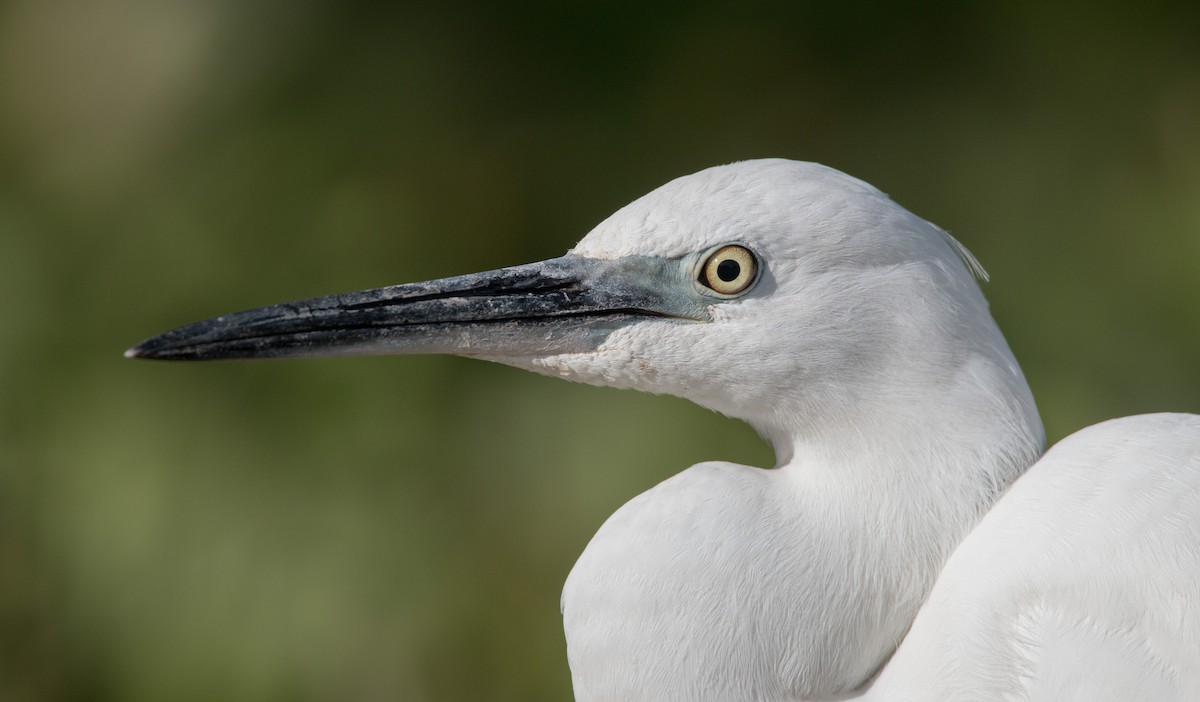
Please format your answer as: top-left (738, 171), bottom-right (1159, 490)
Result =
top-left (698, 244), bottom-right (760, 297)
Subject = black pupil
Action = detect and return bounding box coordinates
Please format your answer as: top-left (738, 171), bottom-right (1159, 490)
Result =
top-left (716, 259), bottom-right (741, 283)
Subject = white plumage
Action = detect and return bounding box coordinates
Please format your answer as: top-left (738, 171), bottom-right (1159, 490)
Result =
top-left (551, 161), bottom-right (1199, 701)
top-left (131, 159), bottom-right (1200, 701)
top-left (867, 413), bottom-right (1200, 701)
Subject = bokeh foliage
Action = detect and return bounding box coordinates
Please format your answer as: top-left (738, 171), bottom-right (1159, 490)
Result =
top-left (1, 1), bottom-right (1198, 700)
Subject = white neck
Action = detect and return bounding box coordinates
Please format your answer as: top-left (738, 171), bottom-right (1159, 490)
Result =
top-left (756, 336), bottom-right (1044, 696)
top-left (562, 346), bottom-right (1044, 701)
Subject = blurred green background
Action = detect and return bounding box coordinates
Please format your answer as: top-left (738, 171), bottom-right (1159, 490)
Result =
top-left (1, 1), bottom-right (1198, 700)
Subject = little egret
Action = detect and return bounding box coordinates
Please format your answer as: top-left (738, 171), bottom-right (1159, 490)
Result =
top-left (128, 160), bottom-right (1200, 701)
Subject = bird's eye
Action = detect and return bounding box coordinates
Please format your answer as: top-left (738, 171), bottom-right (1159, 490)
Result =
top-left (699, 245), bottom-right (759, 296)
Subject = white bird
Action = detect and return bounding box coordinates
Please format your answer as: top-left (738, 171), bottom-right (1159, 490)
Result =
top-left (128, 159), bottom-right (1200, 701)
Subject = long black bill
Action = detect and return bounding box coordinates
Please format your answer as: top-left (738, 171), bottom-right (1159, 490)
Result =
top-left (126, 254), bottom-right (708, 361)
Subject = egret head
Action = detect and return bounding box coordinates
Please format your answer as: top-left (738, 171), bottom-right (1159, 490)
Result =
top-left (129, 159), bottom-right (1037, 457)
top-left (529, 160), bottom-right (1012, 437)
